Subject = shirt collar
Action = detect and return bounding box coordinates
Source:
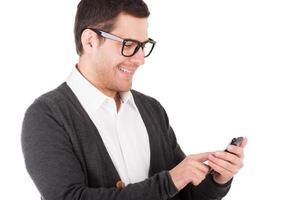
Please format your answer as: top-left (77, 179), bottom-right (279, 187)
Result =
top-left (120, 91), bottom-right (138, 111)
top-left (66, 66), bottom-right (137, 114)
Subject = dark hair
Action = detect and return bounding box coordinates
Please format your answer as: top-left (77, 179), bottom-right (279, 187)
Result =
top-left (74, 0), bottom-right (150, 55)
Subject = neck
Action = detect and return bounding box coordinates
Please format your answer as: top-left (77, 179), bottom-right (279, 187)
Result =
top-left (114, 93), bottom-right (122, 112)
top-left (76, 61), bottom-right (122, 111)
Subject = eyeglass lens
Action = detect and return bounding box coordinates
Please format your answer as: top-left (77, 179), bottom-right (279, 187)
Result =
top-left (122, 40), bottom-right (154, 57)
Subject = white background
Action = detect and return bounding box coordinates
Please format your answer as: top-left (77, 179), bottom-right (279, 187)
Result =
top-left (1, 0), bottom-right (300, 199)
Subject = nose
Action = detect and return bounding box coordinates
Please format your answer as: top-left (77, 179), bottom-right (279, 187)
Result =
top-left (129, 47), bottom-right (145, 66)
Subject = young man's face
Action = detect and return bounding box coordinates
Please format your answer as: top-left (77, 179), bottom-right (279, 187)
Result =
top-left (87, 13), bottom-right (148, 95)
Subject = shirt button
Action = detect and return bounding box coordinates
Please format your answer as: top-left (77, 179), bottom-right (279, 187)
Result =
top-left (116, 180), bottom-right (125, 188)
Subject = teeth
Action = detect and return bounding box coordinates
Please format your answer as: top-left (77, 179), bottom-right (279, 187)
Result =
top-left (118, 66), bottom-right (133, 74)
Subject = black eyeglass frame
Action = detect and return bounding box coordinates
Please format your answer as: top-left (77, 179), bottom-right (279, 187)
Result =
top-left (89, 28), bottom-right (156, 57)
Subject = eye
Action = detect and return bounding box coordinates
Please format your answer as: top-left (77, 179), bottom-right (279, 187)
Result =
top-left (124, 41), bottom-right (135, 48)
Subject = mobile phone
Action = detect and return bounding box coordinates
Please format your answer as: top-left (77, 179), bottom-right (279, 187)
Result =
top-left (225, 137), bottom-right (244, 152)
top-left (207, 137), bottom-right (243, 174)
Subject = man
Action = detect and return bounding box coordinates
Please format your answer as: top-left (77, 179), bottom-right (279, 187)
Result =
top-left (22, 0), bottom-right (247, 200)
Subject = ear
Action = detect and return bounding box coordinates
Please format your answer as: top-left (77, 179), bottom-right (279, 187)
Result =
top-left (81, 29), bottom-right (98, 54)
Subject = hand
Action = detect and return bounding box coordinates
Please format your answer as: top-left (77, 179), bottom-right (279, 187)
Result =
top-left (169, 153), bottom-right (210, 191)
top-left (208, 137), bottom-right (248, 184)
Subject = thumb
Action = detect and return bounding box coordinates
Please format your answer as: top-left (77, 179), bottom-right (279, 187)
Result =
top-left (189, 152), bottom-right (210, 162)
top-left (240, 137), bottom-right (248, 148)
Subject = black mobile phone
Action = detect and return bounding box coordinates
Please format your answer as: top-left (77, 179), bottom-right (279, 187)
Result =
top-left (225, 137), bottom-right (244, 152)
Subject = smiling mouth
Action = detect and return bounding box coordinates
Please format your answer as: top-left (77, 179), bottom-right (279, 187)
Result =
top-left (118, 66), bottom-right (135, 75)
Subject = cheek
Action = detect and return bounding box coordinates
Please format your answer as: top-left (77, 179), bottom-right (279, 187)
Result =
top-left (100, 44), bottom-right (124, 67)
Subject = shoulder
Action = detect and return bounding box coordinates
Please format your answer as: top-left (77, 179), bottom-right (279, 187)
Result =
top-left (131, 89), bottom-right (159, 105)
top-left (24, 83), bottom-right (77, 123)
top-left (131, 89), bottom-right (170, 127)
top-left (131, 90), bottom-right (180, 155)
top-left (35, 82), bottom-right (73, 107)
top-left (131, 89), bottom-right (164, 112)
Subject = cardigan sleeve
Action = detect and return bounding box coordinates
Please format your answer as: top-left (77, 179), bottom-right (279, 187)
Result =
top-left (166, 126), bottom-right (232, 200)
top-left (21, 99), bottom-right (178, 200)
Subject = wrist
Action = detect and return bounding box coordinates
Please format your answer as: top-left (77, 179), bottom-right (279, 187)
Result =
top-left (168, 170), bottom-right (187, 191)
top-left (212, 173), bottom-right (232, 185)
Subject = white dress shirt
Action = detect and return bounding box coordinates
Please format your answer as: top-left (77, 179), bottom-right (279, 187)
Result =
top-left (66, 67), bottom-right (150, 185)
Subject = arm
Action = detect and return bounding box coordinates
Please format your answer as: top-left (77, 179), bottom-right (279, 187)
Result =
top-left (166, 126), bottom-right (232, 200)
top-left (21, 100), bottom-right (178, 200)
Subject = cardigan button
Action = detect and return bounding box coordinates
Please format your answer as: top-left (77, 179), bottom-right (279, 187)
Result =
top-left (116, 180), bottom-right (125, 188)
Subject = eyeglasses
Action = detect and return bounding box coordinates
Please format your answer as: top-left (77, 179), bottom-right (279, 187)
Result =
top-left (89, 28), bottom-right (156, 57)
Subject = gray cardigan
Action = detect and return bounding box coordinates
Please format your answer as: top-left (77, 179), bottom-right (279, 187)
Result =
top-left (21, 83), bottom-right (231, 200)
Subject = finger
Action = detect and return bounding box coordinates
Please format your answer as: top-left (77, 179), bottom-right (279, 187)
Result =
top-left (240, 137), bottom-right (248, 148)
top-left (226, 145), bottom-right (244, 158)
top-left (188, 152), bottom-right (210, 162)
top-left (213, 151), bottom-right (241, 165)
top-left (226, 137), bottom-right (247, 156)
top-left (208, 154), bottom-right (237, 174)
top-left (186, 158), bottom-right (210, 174)
top-left (189, 166), bottom-right (207, 186)
top-left (208, 160), bottom-right (233, 178)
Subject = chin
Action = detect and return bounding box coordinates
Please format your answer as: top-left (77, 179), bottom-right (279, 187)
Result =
top-left (118, 84), bottom-right (132, 92)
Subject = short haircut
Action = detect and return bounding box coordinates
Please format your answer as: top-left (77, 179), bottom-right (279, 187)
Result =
top-left (74, 0), bottom-right (150, 55)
